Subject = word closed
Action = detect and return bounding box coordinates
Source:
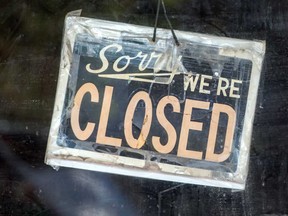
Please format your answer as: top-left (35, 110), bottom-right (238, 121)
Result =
top-left (71, 83), bottom-right (236, 163)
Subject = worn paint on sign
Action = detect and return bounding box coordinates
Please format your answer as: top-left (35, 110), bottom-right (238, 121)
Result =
top-left (45, 14), bottom-right (265, 189)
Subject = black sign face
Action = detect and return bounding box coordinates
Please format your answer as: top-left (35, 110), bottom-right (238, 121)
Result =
top-left (57, 34), bottom-right (252, 173)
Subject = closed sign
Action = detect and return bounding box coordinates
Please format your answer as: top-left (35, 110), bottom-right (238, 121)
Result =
top-left (46, 13), bottom-right (265, 189)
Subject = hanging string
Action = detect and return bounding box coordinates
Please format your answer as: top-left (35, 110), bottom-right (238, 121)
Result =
top-left (152, 0), bottom-right (180, 46)
top-left (152, 0), bottom-right (161, 43)
top-left (161, 0), bottom-right (180, 46)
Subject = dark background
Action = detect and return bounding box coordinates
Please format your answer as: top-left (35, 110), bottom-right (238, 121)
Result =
top-left (0, 0), bottom-right (287, 215)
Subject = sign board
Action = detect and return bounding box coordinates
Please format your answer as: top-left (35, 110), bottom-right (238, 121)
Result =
top-left (45, 11), bottom-right (265, 189)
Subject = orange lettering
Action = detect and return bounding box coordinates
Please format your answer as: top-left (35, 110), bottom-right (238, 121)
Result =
top-left (71, 83), bottom-right (98, 140)
top-left (96, 86), bottom-right (122, 147)
top-left (124, 91), bottom-right (152, 149)
top-left (152, 96), bottom-right (180, 154)
top-left (178, 99), bottom-right (209, 159)
top-left (205, 103), bottom-right (236, 162)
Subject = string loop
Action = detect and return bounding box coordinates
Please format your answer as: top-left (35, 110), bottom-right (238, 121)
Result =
top-left (152, 0), bottom-right (180, 46)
